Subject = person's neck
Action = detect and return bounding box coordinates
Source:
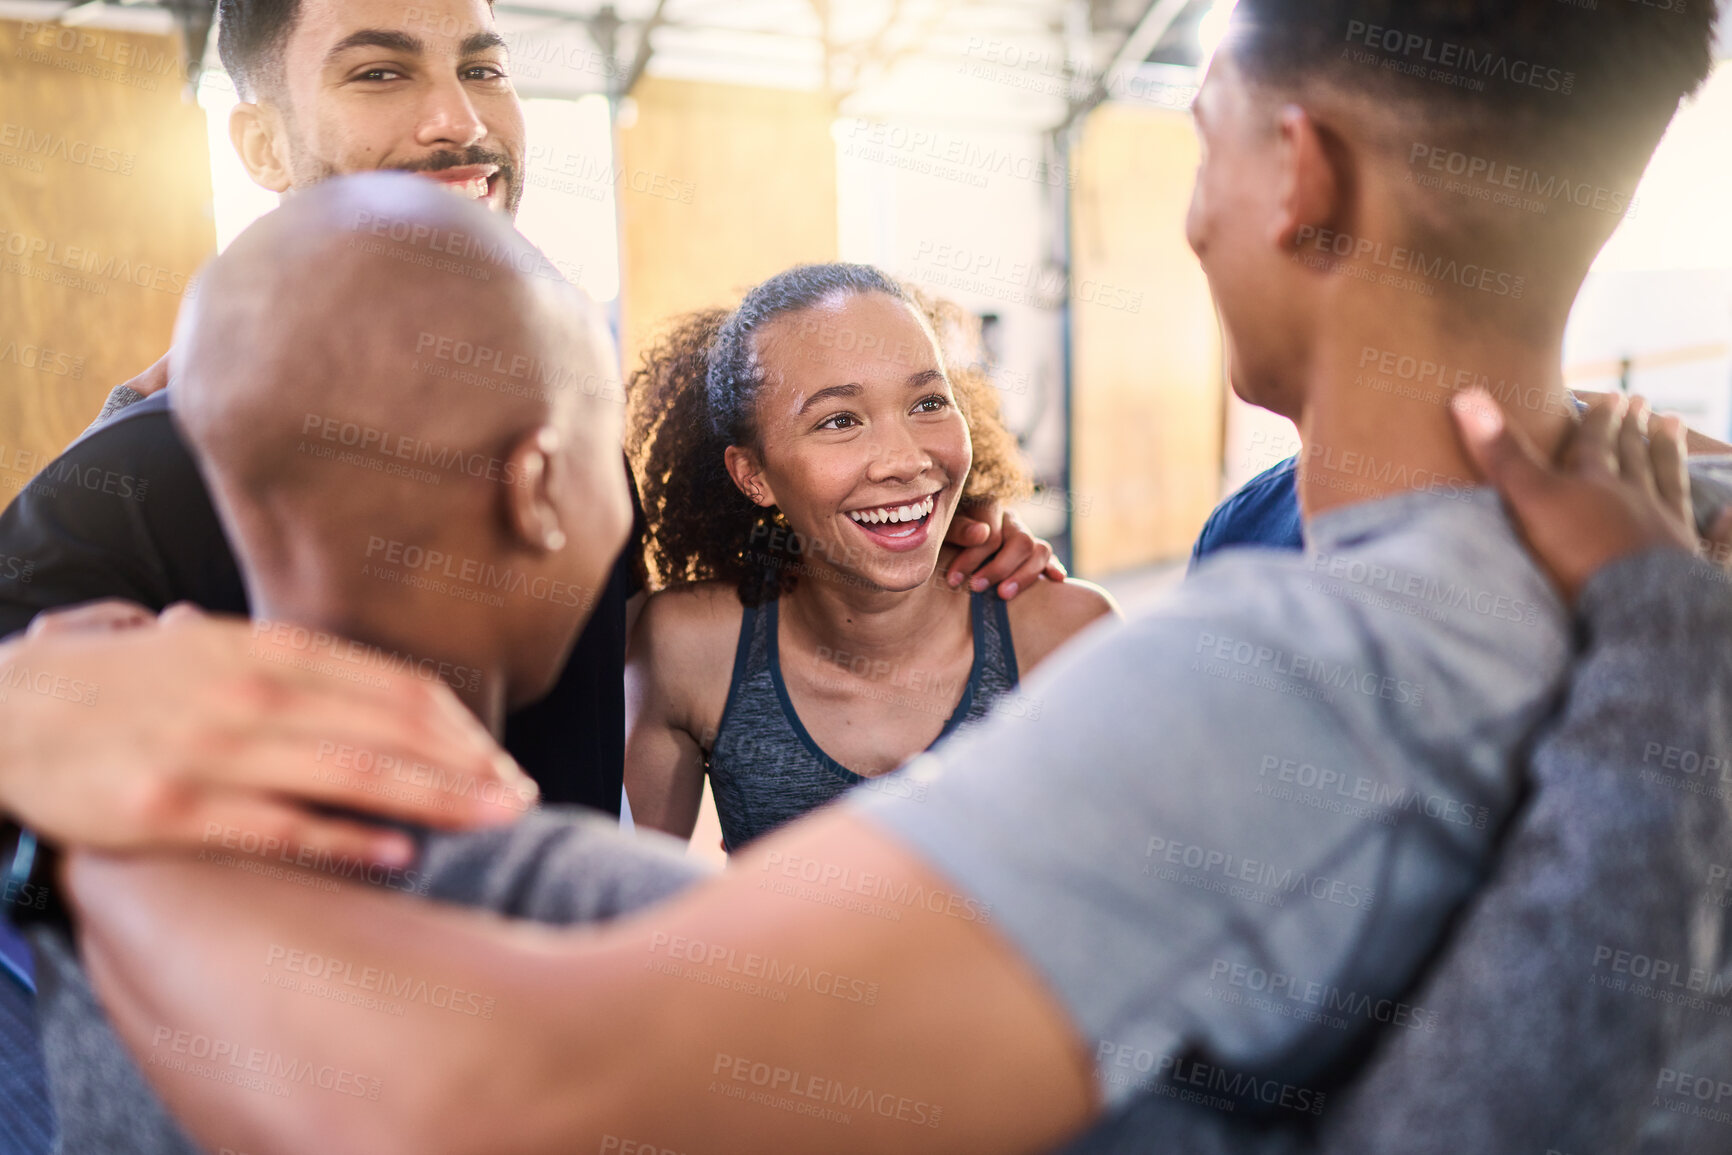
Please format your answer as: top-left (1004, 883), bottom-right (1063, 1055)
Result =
top-left (779, 557), bottom-right (970, 664)
top-left (250, 578), bottom-right (510, 737)
top-left (1292, 301), bottom-right (1574, 522)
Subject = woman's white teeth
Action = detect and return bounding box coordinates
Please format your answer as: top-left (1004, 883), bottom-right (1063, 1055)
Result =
top-left (848, 496), bottom-right (935, 526)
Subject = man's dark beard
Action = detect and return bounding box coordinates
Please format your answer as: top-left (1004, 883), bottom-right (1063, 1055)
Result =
top-left (289, 146), bottom-right (524, 219)
top-left (394, 148), bottom-right (523, 217)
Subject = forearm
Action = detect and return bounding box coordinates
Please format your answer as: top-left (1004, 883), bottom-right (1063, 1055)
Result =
top-left (1449, 548), bottom-right (1732, 1141)
top-left (69, 851), bottom-right (639, 1155)
top-left (563, 815), bottom-right (1094, 1155)
top-left (73, 810), bottom-right (1093, 1155)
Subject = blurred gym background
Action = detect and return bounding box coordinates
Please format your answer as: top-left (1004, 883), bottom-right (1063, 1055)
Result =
top-left (4, 0), bottom-right (1732, 593)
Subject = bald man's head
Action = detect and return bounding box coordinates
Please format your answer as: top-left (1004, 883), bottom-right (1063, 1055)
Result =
top-left (174, 173), bottom-right (630, 717)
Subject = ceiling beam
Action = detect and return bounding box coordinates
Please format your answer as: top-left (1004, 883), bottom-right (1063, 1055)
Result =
top-left (620, 0), bottom-right (670, 94)
top-left (1056, 0), bottom-right (1188, 134)
top-left (1103, 0), bottom-right (1189, 84)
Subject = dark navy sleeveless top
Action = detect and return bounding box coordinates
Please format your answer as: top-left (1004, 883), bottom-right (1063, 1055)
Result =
top-left (707, 591), bottom-right (1020, 850)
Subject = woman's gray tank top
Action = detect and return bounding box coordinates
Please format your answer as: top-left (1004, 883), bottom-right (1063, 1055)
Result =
top-left (707, 590), bottom-right (1019, 850)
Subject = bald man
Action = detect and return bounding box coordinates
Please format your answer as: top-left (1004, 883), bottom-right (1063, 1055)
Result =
top-left (22, 173), bottom-right (704, 1155)
top-left (0, 3), bottom-right (1056, 1142)
top-left (0, 0), bottom-right (630, 815)
top-left (175, 178), bottom-right (624, 732)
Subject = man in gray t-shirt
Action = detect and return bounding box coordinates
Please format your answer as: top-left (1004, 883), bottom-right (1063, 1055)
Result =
top-left (850, 485), bottom-right (1570, 1112)
top-left (856, 474), bottom-right (1727, 1141)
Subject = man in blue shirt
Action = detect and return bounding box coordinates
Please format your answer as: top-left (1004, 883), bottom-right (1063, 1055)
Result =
top-left (1193, 420), bottom-right (1732, 569)
top-left (1191, 457), bottom-right (1303, 565)
top-left (0, 940), bottom-right (51, 1155)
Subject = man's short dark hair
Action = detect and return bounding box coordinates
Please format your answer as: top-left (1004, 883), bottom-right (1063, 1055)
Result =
top-left (1230, 0), bottom-right (1719, 175)
top-left (216, 0), bottom-right (498, 101)
top-left (216, 0), bottom-right (299, 100)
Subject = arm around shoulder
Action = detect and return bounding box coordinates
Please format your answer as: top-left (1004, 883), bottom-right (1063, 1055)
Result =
top-left (74, 805), bottom-right (1099, 1155)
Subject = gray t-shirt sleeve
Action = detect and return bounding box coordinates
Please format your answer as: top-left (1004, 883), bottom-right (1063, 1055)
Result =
top-left (1049, 549), bottom-right (1732, 1155)
top-left (417, 805), bottom-right (709, 924)
top-left (1311, 548), bottom-right (1732, 1154)
top-left (849, 500), bottom-right (1571, 1113)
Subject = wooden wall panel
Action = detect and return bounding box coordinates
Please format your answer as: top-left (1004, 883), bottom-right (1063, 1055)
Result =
top-left (616, 77), bottom-right (838, 372)
top-left (1069, 103), bottom-right (1222, 575)
top-left (0, 17), bottom-right (214, 505)
top-left (615, 78), bottom-right (837, 863)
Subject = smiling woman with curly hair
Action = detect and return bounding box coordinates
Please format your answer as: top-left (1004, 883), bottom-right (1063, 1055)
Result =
top-left (623, 263), bottom-right (1118, 850)
top-left (628, 273), bottom-right (1039, 603)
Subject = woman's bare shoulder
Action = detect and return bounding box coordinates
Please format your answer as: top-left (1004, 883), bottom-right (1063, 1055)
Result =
top-left (630, 583), bottom-right (749, 734)
top-left (1004, 577), bottom-right (1121, 675)
top-left (635, 582), bottom-right (747, 659)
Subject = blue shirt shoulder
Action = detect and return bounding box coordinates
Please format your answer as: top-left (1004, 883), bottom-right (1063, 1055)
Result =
top-left (1189, 455), bottom-right (1302, 571)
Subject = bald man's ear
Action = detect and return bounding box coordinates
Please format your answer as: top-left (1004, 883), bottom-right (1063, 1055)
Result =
top-left (1270, 104), bottom-right (1341, 250)
top-left (230, 102), bottom-right (293, 194)
top-left (505, 427), bottom-right (569, 554)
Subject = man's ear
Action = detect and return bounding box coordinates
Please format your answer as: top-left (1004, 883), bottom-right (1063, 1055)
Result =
top-left (229, 102), bottom-right (293, 194)
top-left (723, 445), bottom-right (775, 508)
top-left (505, 427), bottom-right (569, 553)
top-left (1270, 104), bottom-right (1342, 250)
